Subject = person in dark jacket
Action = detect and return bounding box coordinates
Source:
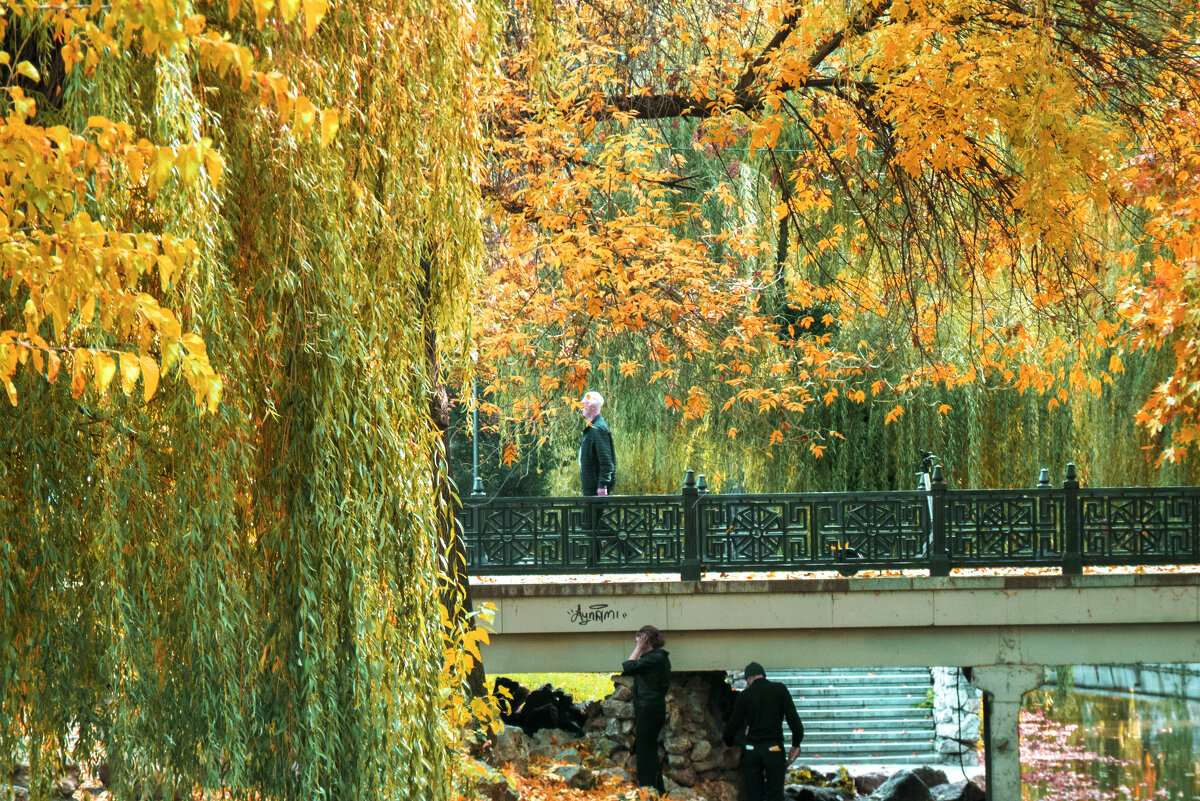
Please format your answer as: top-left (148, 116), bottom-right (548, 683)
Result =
top-left (622, 624), bottom-right (671, 792)
top-left (722, 662), bottom-right (804, 801)
top-left (579, 391), bottom-right (616, 496)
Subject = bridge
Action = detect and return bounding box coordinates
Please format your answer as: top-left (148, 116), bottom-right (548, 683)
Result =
top-left (463, 466), bottom-right (1200, 799)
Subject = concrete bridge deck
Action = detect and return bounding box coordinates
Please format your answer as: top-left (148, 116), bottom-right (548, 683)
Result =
top-left (473, 572), bottom-right (1200, 673)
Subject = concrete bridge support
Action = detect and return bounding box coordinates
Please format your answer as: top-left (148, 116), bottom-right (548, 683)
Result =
top-left (968, 664), bottom-right (1044, 801)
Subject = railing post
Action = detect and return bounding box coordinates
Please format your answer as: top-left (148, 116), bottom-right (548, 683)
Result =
top-left (1062, 462), bottom-right (1082, 575)
top-left (929, 464), bottom-right (950, 577)
top-left (681, 469), bottom-right (702, 581)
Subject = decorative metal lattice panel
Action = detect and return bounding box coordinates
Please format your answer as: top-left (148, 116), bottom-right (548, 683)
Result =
top-left (944, 490), bottom-right (1063, 566)
top-left (461, 496), bottom-right (683, 574)
top-left (1080, 488), bottom-right (1200, 564)
top-left (699, 491), bottom-right (930, 571)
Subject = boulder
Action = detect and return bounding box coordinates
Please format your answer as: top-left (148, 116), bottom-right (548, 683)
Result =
top-left (486, 726), bottom-right (530, 775)
top-left (598, 766), bottom-right (634, 783)
top-left (663, 775), bottom-right (700, 799)
top-left (910, 766), bottom-right (948, 789)
top-left (553, 747), bottom-right (582, 765)
top-left (785, 786), bottom-right (851, 801)
top-left (469, 760), bottom-right (520, 801)
top-left (552, 764), bottom-right (596, 790)
top-left (930, 779), bottom-right (985, 801)
top-left (867, 769), bottom-right (933, 801)
top-left (665, 736), bottom-right (693, 755)
top-left (855, 771), bottom-right (890, 795)
top-left (690, 739), bottom-right (713, 762)
top-left (586, 734), bottom-right (619, 760)
top-left (666, 766), bottom-right (698, 787)
top-left (606, 718), bottom-right (634, 738)
top-left (602, 699), bottom-right (635, 720)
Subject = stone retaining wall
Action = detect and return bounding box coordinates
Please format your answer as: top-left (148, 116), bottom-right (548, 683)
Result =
top-left (584, 671), bottom-right (742, 800)
top-left (932, 667), bottom-right (981, 765)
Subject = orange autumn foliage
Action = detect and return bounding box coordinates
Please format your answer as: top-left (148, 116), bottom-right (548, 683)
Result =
top-left (476, 0), bottom-right (1200, 461)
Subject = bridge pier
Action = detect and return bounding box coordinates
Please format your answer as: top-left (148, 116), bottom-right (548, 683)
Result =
top-left (968, 664), bottom-right (1044, 801)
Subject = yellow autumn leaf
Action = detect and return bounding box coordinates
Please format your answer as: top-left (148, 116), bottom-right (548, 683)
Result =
top-left (71, 349), bottom-right (89, 398)
top-left (206, 375), bottom-right (223, 413)
top-left (303, 0), bottom-right (329, 38)
top-left (320, 108), bottom-right (339, 148)
top-left (148, 149), bottom-right (174, 197)
top-left (139, 355), bottom-right (160, 401)
top-left (294, 95), bottom-right (317, 136)
top-left (92, 352), bottom-right (116, 394)
top-left (181, 332), bottom-right (208, 357)
top-left (203, 149), bottom-right (224, 189)
top-left (252, 0), bottom-right (273, 28)
top-left (119, 353), bottom-right (140, 395)
top-left (16, 61), bottom-right (39, 82)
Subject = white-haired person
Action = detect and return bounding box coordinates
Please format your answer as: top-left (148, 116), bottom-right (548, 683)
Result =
top-left (579, 390), bottom-right (616, 496)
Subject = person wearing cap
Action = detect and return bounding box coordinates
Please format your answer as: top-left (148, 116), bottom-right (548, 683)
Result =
top-left (579, 391), bottom-right (616, 496)
top-left (622, 624), bottom-right (671, 792)
top-left (722, 662), bottom-right (804, 801)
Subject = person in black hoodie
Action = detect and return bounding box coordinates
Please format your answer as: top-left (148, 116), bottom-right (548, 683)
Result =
top-left (621, 624), bottom-right (671, 792)
top-left (722, 662), bottom-right (804, 801)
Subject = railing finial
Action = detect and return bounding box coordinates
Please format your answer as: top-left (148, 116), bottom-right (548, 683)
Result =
top-left (1037, 468), bottom-right (1051, 488)
top-left (697, 474), bottom-right (709, 494)
top-left (683, 469), bottom-right (696, 490)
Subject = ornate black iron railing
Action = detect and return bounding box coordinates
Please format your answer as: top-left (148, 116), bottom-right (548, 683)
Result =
top-left (458, 465), bottom-right (1200, 578)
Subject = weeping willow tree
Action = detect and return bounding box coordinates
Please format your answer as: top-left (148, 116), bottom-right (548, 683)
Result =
top-left (0, 1), bottom-right (494, 800)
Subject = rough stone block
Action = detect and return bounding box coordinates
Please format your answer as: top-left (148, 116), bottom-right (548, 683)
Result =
top-left (910, 766), bottom-right (948, 789)
top-left (690, 739), bottom-right (713, 761)
top-left (663, 776), bottom-right (700, 799)
top-left (929, 779), bottom-right (985, 801)
top-left (554, 747), bottom-right (581, 765)
top-left (854, 771), bottom-right (889, 795)
top-left (866, 769), bottom-right (932, 801)
top-left (602, 699), bottom-right (635, 720)
top-left (552, 764), bottom-right (596, 790)
top-left (785, 786), bottom-right (851, 801)
top-left (665, 736), bottom-right (693, 755)
top-left (485, 726), bottom-right (529, 775)
top-left (667, 766), bottom-right (698, 787)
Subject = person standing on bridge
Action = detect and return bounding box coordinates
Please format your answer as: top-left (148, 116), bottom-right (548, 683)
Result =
top-left (622, 624), bottom-right (670, 793)
top-left (579, 391), bottom-right (616, 496)
top-left (722, 662), bottom-right (804, 801)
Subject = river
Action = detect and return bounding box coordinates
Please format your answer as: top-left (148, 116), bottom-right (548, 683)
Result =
top-left (1023, 667), bottom-right (1200, 800)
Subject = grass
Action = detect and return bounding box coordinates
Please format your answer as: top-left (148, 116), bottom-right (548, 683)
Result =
top-left (487, 672), bottom-right (616, 702)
